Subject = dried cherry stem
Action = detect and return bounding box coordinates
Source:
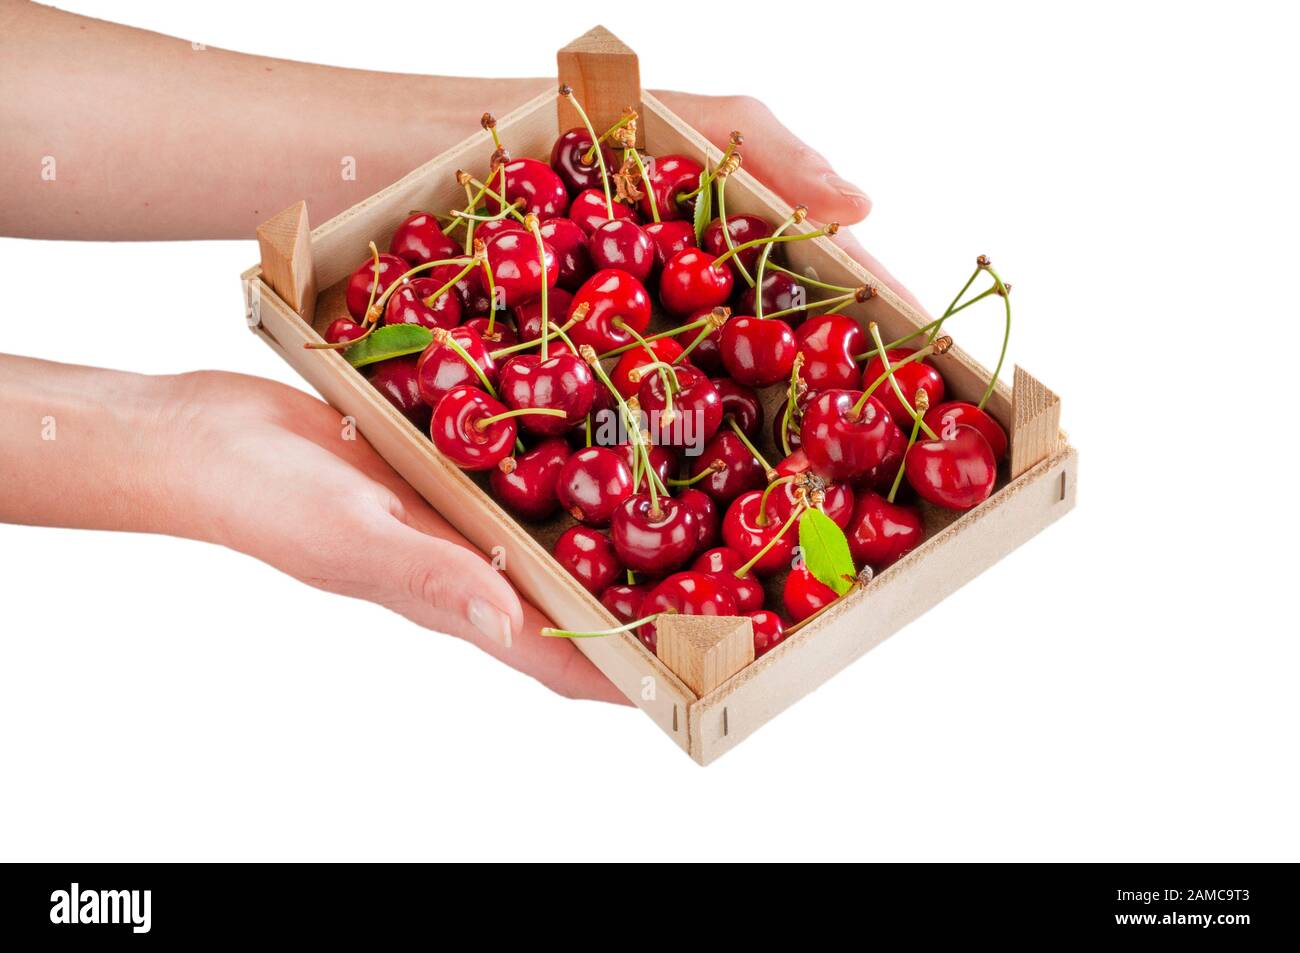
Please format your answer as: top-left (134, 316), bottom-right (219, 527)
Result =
top-left (672, 307), bottom-right (730, 366)
top-left (714, 164), bottom-right (754, 287)
top-left (559, 85), bottom-right (614, 218)
top-left (475, 406), bottom-right (568, 430)
top-left (851, 323), bottom-right (939, 439)
top-left (727, 416), bottom-right (774, 477)
top-left (734, 503), bottom-right (805, 578)
top-left (489, 306), bottom-right (587, 360)
top-left (523, 215), bottom-right (552, 360)
top-left (784, 568), bottom-right (874, 636)
top-left (431, 328), bottom-right (498, 398)
top-left (679, 132), bottom-right (744, 201)
top-left (598, 314), bottom-right (712, 360)
top-left (887, 390), bottom-right (929, 503)
top-left (666, 461), bottom-right (724, 487)
top-left (582, 108), bottom-right (637, 163)
top-left (758, 475), bottom-right (797, 526)
top-left (481, 112), bottom-right (503, 151)
top-left (768, 262), bottom-right (857, 294)
top-left (543, 612), bottom-right (661, 639)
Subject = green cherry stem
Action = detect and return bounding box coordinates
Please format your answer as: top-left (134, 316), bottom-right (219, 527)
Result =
top-left (598, 315), bottom-right (711, 360)
top-left (583, 109), bottom-right (637, 164)
top-left (490, 307), bottom-right (585, 360)
top-left (524, 215), bottom-right (551, 361)
top-left (626, 146), bottom-right (660, 223)
top-left (582, 346), bottom-right (663, 504)
top-left (476, 406), bottom-right (568, 430)
top-left (887, 390), bottom-right (929, 503)
top-left (543, 612), bottom-right (662, 639)
top-left (734, 503), bottom-right (805, 578)
top-left (758, 475), bottom-right (796, 525)
top-left (860, 336), bottom-right (952, 401)
top-left (679, 132), bottom-right (744, 202)
top-left (727, 416), bottom-right (774, 477)
top-left (666, 461), bottom-right (724, 487)
top-left (715, 167), bottom-right (754, 287)
top-left (780, 353), bottom-right (805, 457)
top-left (713, 215), bottom-right (834, 270)
top-left (431, 328), bottom-right (498, 398)
top-left (457, 171), bottom-right (528, 225)
top-left (851, 322), bottom-right (939, 438)
top-left (977, 259), bottom-right (1012, 411)
top-left (672, 308), bottom-right (730, 366)
top-left (768, 261), bottom-right (857, 294)
top-left (559, 85), bottom-right (614, 219)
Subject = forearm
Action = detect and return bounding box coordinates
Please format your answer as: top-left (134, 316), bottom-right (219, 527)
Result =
top-left (0, 2), bottom-right (547, 240)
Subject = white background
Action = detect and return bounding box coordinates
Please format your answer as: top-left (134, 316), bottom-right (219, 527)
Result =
top-left (2, 1), bottom-right (1296, 861)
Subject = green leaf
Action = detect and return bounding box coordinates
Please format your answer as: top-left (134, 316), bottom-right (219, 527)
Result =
top-left (343, 323), bottom-right (433, 369)
top-left (692, 170), bottom-right (712, 244)
top-left (799, 508), bottom-right (857, 596)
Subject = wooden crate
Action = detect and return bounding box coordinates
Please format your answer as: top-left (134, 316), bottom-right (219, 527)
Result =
top-left (240, 26), bottom-right (1077, 764)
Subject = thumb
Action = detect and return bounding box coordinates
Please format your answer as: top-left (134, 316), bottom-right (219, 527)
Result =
top-left (651, 90), bottom-right (872, 225)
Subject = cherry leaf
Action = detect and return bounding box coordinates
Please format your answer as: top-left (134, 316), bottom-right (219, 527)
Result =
top-left (343, 324), bottom-right (433, 369)
top-left (799, 508), bottom-right (856, 596)
top-left (692, 171), bottom-right (712, 244)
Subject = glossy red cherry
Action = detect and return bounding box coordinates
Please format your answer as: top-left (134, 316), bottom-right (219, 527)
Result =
top-left (512, 287), bottom-right (573, 343)
top-left (415, 326), bottom-right (498, 407)
top-left (643, 220), bottom-right (696, 271)
top-left (610, 494), bottom-right (696, 575)
top-left (345, 253), bottom-right (409, 321)
top-left (640, 154), bottom-right (703, 221)
top-left (324, 318), bottom-right (367, 345)
top-left (689, 431), bottom-right (766, 504)
top-left (702, 214), bottom-right (775, 276)
top-left (773, 387), bottom-right (816, 454)
top-left (637, 570), bottom-right (737, 652)
top-left (384, 276), bottom-right (462, 330)
top-left (704, 381), bottom-right (759, 440)
top-left (796, 315), bottom-right (868, 391)
top-left (722, 490), bottom-right (798, 576)
top-left (749, 610), bottom-right (787, 657)
top-left (845, 491), bottom-right (924, 570)
top-left (555, 526), bottom-right (622, 594)
top-left (862, 348), bottom-right (946, 429)
top-left (924, 401), bottom-right (1008, 460)
top-left (738, 271), bottom-right (808, 326)
top-left (783, 565), bottom-right (837, 624)
top-left (659, 248), bottom-right (734, 316)
top-left (610, 338), bottom-right (684, 398)
top-left (489, 437), bottom-right (570, 522)
top-left (428, 261), bottom-right (491, 317)
top-left (570, 189), bottom-right (638, 235)
top-left (431, 385), bottom-right (516, 470)
top-left (801, 389), bottom-right (894, 481)
top-left (599, 582), bottom-right (650, 625)
top-left (681, 307), bottom-right (726, 375)
top-left (555, 446), bottom-right (633, 526)
top-left (389, 212), bottom-right (457, 266)
top-left (498, 352), bottom-right (594, 435)
top-left (615, 442), bottom-right (677, 491)
top-left (537, 217), bottom-right (593, 291)
top-left (473, 218), bottom-right (526, 241)
top-left (550, 127), bottom-right (619, 196)
top-left (367, 355), bottom-right (430, 430)
top-left (486, 157), bottom-right (569, 220)
top-left (587, 219), bottom-right (654, 283)
top-left (904, 425), bottom-right (997, 510)
top-left (852, 420), bottom-right (908, 494)
top-left (485, 230), bottom-right (558, 308)
top-left (720, 315), bottom-right (797, 387)
top-left (567, 268), bottom-right (652, 352)
top-left (677, 488), bottom-right (720, 555)
top-left (691, 547), bottom-right (764, 613)
top-left (637, 364), bottom-right (723, 449)
top-left (462, 316), bottom-right (518, 349)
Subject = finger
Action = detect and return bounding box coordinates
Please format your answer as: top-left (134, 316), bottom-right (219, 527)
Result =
top-left (513, 602), bottom-right (631, 705)
top-left (651, 90), bottom-right (872, 225)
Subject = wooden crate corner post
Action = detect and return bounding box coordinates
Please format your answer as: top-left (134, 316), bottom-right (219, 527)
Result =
top-left (255, 201), bottom-right (317, 326)
top-left (656, 616), bottom-right (755, 698)
top-left (557, 26), bottom-right (643, 147)
top-left (1009, 365), bottom-right (1062, 479)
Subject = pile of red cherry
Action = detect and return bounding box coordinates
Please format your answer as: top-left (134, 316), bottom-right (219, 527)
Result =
top-left (319, 90), bottom-right (1011, 657)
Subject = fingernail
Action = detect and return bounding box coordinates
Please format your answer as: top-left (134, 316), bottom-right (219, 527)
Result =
top-left (825, 174), bottom-right (870, 207)
top-left (468, 598), bottom-right (513, 649)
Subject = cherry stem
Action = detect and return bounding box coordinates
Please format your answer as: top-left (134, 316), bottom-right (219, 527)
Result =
top-left (852, 323), bottom-right (939, 439)
top-left (626, 568), bottom-right (636, 585)
top-left (734, 503), bottom-right (805, 578)
top-left (768, 262), bottom-right (856, 294)
top-left (780, 355), bottom-right (805, 457)
top-left (671, 308), bottom-right (728, 365)
top-left (727, 416), bottom-right (773, 475)
top-left (977, 264), bottom-right (1012, 411)
top-left (475, 406), bottom-right (568, 430)
top-left (543, 612), bottom-right (661, 639)
top-left (751, 215), bottom-right (798, 319)
top-left (525, 217), bottom-right (551, 360)
top-left (488, 311), bottom-right (583, 360)
top-left (860, 340), bottom-right (948, 401)
top-left (666, 461), bottom-right (724, 487)
top-left (461, 181), bottom-right (477, 255)
top-left (434, 331), bottom-right (497, 398)
top-left (450, 201), bottom-right (522, 224)
top-left (362, 242), bottom-right (382, 322)
top-left (598, 316), bottom-right (709, 360)
top-left (444, 179), bottom-right (491, 235)
top-left (479, 253), bottom-right (499, 337)
top-left (715, 174), bottom-right (755, 287)
top-left (422, 258), bottom-right (477, 311)
top-left (784, 567), bottom-right (873, 636)
top-left (582, 109), bottom-right (636, 163)
top-left (853, 317), bottom-right (953, 362)
top-left (582, 346), bottom-right (664, 506)
top-left (626, 147), bottom-right (659, 222)
top-left (888, 390), bottom-right (929, 503)
top-left (679, 136), bottom-right (742, 202)
top-left (560, 87), bottom-right (614, 219)
top-left (463, 175), bottom-right (529, 225)
top-left (758, 476), bottom-right (796, 526)
top-left (712, 220), bottom-right (833, 270)
top-left (766, 290), bottom-right (859, 322)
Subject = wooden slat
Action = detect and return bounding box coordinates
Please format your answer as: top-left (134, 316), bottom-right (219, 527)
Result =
top-left (1010, 366), bottom-right (1062, 479)
top-left (256, 201), bottom-right (316, 324)
top-left (556, 26), bottom-right (642, 148)
top-left (656, 616), bottom-right (755, 698)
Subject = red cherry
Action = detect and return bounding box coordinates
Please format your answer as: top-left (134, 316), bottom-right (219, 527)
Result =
top-left (852, 421), bottom-right (909, 494)
top-left (384, 276), bottom-right (462, 331)
top-left (567, 268), bottom-right (652, 352)
top-left (659, 248), bottom-right (734, 316)
top-left (462, 316), bottom-right (518, 349)
top-left (537, 217), bottom-right (593, 291)
top-left (783, 565), bottom-right (837, 624)
top-left (610, 338), bottom-right (685, 398)
top-left (862, 348), bottom-right (946, 429)
top-left (691, 546), bottom-right (764, 613)
top-left (473, 218), bottom-right (526, 242)
top-left (924, 401), bottom-right (1008, 461)
top-left (498, 352), bottom-right (594, 435)
top-left (486, 157), bottom-right (569, 220)
top-left (637, 570), bottom-right (737, 652)
top-left (550, 128), bottom-right (619, 196)
top-left (689, 431), bottom-right (766, 504)
top-left (720, 315), bottom-right (797, 387)
top-left (587, 219), bottom-right (655, 283)
top-left (570, 190), bottom-right (638, 235)
top-left (512, 287), bottom-right (573, 342)
top-left (366, 355), bottom-right (429, 430)
top-left (555, 526), bottom-right (622, 594)
top-left (702, 214), bottom-right (775, 277)
top-left (555, 446), bottom-right (633, 526)
top-left (389, 212), bottom-right (457, 266)
top-left (489, 438), bottom-right (570, 521)
top-left (683, 307), bottom-right (726, 375)
top-left (599, 582), bottom-right (650, 625)
top-left (484, 230), bottom-right (558, 308)
top-left (415, 326), bottom-right (497, 407)
top-left (677, 488), bottom-right (721, 555)
top-left (772, 387), bottom-right (816, 454)
top-left (749, 610), bottom-right (787, 657)
top-left (738, 271), bottom-right (809, 326)
top-left (636, 364), bottom-right (723, 449)
top-left (610, 494), bottom-right (697, 575)
top-left (712, 378), bottom-right (764, 437)
top-left (796, 315), bottom-right (868, 391)
top-left (767, 478), bottom-right (855, 529)
top-left (904, 425), bottom-right (997, 510)
top-left (640, 154), bottom-right (703, 221)
top-left (845, 491), bottom-right (924, 570)
top-left (345, 253), bottom-right (409, 321)
top-left (643, 220), bottom-right (697, 271)
top-left (430, 385), bottom-right (516, 470)
top-left (801, 389), bottom-right (894, 481)
top-left (722, 490), bottom-right (798, 576)
top-left (325, 318), bottom-right (366, 345)
top-left (428, 261), bottom-right (491, 317)
top-left (615, 442), bottom-right (677, 491)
